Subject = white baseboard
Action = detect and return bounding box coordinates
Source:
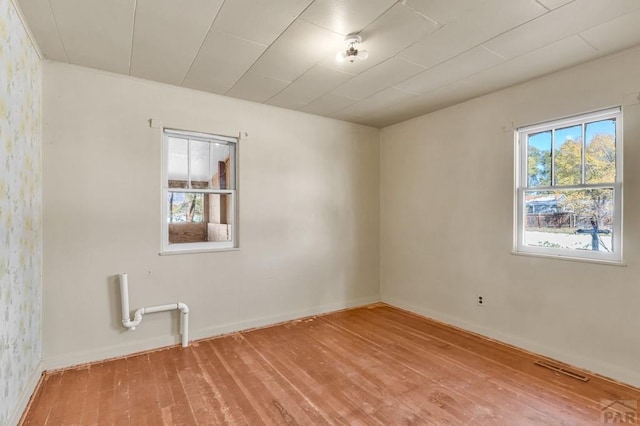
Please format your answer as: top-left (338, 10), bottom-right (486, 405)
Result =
top-left (383, 296), bottom-right (640, 389)
top-left (43, 295), bottom-right (381, 371)
top-left (7, 362), bottom-right (43, 426)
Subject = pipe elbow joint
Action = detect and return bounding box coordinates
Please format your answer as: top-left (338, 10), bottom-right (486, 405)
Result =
top-left (122, 319), bottom-right (137, 330)
top-left (178, 302), bottom-right (189, 314)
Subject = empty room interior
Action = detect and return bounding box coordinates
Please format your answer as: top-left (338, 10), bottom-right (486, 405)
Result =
top-left (3, 0), bottom-right (640, 424)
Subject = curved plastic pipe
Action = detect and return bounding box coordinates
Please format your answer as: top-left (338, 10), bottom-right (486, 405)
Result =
top-left (119, 273), bottom-right (190, 347)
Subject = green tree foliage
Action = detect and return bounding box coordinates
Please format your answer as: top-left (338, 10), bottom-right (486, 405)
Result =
top-left (555, 134), bottom-right (615, 225)
top-left (527, 145), bottom-right (551, 186)
top-left (554, 139), bottom-right (581, 185)
top-left (586, 135), bottom-right (616, 183)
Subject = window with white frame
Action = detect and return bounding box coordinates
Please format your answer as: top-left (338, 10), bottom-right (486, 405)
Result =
top-left (515, 107), bottom-right (622, 262)
top-left (162, 128), bottom-right (238, 253)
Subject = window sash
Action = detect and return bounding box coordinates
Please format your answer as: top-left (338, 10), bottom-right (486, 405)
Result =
top-left (515, 107), bottom-right (622, 263)
top-left (161, 190), bottom-right (236, 252)
top-left (161, 128), bottom-right (238, 253)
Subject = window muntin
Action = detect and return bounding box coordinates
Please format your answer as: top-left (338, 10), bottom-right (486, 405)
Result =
top-left (162, 129), bottom-right (237, 253)
top-left (516, 108), bottom-right (622, 262)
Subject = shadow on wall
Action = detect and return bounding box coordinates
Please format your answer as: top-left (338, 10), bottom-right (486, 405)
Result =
top-left (107, 274), bottom-right (127, 334)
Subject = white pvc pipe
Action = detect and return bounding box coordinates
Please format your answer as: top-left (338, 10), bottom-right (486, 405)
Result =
top-left (118, 273), bottom-right (190, 347)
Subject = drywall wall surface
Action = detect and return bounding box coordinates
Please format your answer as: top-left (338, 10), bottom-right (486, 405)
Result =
top-left (380, 45), bottom-right (640, 387)
top-left (42, 62), bottom-right (380, 368)
top-left (0, 0), bottom-right (42, 423)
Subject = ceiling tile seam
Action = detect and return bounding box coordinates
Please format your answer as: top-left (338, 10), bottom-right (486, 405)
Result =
top-left (480, 44), bottom-right (507, 60)
top-left (298, 0), bottom-right (404, 37)
top-left (533, 0), bottom-right (552, 12)
top-left (396, 2), bottom-right (553, 69)
top-left (406, 33), bottom-right (602, 105)
top-left (223, 0), bottom-right (318, 96)
top-left (262, 64), bottom-right (357, 107)
top-left (316, 1), bottom-right (432, 76)
top-left (392, 22), bottom-right (449, 68)
top-left (498, 32), bottom-right (599, 64)
top-left (388, 44), bottom-right (507, 96)
top-left (330, 85), bottom-right (416, 119)
top-left (127, 0), bottom-right (138, 75)
top-left (327, 58), bottom-right (426, 102)
top-left (390, 3), bottom-right (574, 91)
top-left (46, 0), bottom-right (70, 63)
top-left (397, 0), bottom-right (439, 26)
top-left (178, 0), bottom-right (227, 86)
top-left (477, 2), bottom-right (583, 58)
top-left (577, 34), bottom-right (599, 52)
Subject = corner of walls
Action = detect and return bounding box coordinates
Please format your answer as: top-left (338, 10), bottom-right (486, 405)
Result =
top-left (6, 363), bottom-right (43, 426)
top-left (0, 0), bottom-right (43, 424)
top-left (378, 45), bottom-right (640, 389)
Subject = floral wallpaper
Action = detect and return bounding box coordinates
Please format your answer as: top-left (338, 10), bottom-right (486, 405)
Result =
top-left (0, 0), bottom-right (42, 423)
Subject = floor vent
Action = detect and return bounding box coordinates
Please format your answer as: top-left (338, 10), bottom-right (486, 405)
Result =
top-left (534, 360), bottom-right (590, 382)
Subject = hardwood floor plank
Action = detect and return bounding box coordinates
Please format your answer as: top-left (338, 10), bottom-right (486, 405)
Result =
top-left (21, 304), bottom-right (640, 425)
top-left (21, 373), bottom-right (62, 425)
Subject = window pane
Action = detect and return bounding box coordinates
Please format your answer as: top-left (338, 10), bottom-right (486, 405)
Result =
top-left (207, 193), bottom-right (233, 242)
top-left (210, 142), bottom-right (234, 190)
top-left (168, 192), bottom-right (233, 244)
top-left (527, 131), bottom-right (551, 187)
top-left (190, 140), bottom-right (210, 189)
top-left (167, 137), bottom-right (188, 188)
top-left (524, 188), bottom-right (614, 252)
top-left (554, 125), bottom-right (582, 185)
top-left (585, 119), bottom-right (616, 184)
top-left (168, 192), bottom-right (204, 224)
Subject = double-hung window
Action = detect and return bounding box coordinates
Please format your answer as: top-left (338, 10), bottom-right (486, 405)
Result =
top-left (162, 128), bottom-right (238, 253)
top-left (515, 107), bottom-right (622, 263)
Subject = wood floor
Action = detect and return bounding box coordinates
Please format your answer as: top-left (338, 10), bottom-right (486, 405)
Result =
top-left (22, 304), bottom-right (640, 425)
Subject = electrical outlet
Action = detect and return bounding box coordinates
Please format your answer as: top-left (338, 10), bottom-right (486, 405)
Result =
top-left (477, 295), bottom-right (484, 307)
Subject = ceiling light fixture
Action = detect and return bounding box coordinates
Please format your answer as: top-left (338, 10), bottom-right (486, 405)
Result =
top-left (336, 33), bottom-right (369, 63)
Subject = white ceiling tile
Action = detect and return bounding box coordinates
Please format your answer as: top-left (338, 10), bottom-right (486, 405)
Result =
top-left (400, 0), bottom-right (481, 25)
top-left (249, 20), bottom-right (343, 82)
top-left (300, 0), bottom-right (395, 34)
top-left (371, 80), bottom-right (486, 126)
top-left (16, 0), bottom-right (68, 61)
top-left (226, 72), bottom-right (289, 103)
top-left (484, 0), bottom-right (640, 59)
top-left (536, 0), bottom-right (575, 10)
top-left (335, 87), bottom-right (417, 120)
top-left (130, 0), bottom-right (223, 85)
top-left (396, 47), bottom-right (504, 94)
top-left (50, 0), bottom-right (135, 74)
top-left (265, 65), bottom-right (355, 109)
top-left (182, 31), bottom-right (266, 94)
top-left (461, 35), bottom-right (598, 94)
top-left (580, 9), bottom-right (640, 54)
top-left (301, 92), bottom-right (357, 115)
top-left (19, 0), bottom-right (640, 127)
top-left (334, 57), bottom-right (425, 100)
top-left (399, 0), bottom-right (547, 68)
top-left (212, 0), bottom-right (312, 45)
top-left (321, 2), bottom-right (438, 75)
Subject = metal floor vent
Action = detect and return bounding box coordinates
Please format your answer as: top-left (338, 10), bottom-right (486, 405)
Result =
top-left (534, 360), bottom-right (590, 382)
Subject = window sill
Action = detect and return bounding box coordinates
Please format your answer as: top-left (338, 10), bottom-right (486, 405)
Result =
top-left (159, 247), bottom-right (240, 256)
top-left (511, 250), bottom-right (626, 267)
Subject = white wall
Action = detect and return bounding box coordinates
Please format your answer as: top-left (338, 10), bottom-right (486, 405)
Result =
top-left (380, 45), bottom-right (640, 386)
top-left (42, 62), bottom-right (380, 369)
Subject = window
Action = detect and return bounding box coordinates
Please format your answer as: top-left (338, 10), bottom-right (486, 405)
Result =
top-left (162, 128), bottom-right (238, 253)
top-left (515, 107), bottom-right (622, 263)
